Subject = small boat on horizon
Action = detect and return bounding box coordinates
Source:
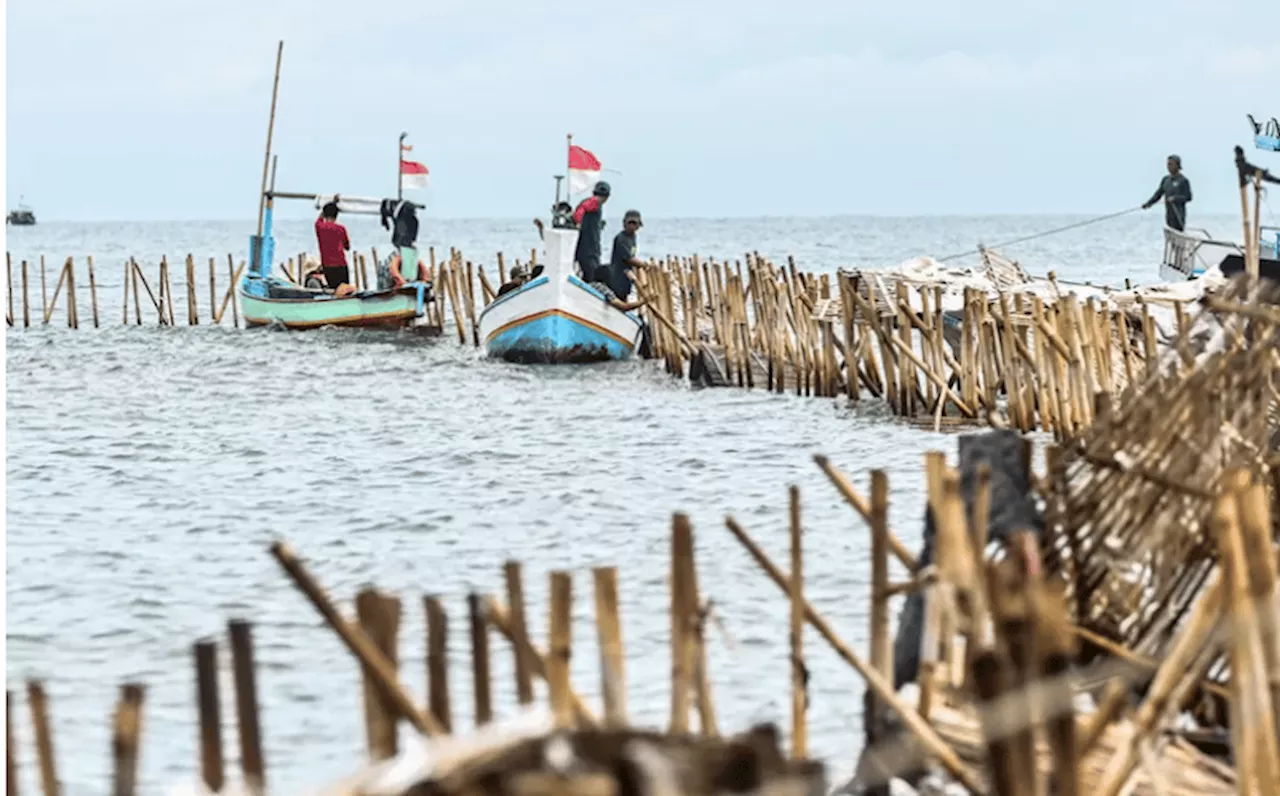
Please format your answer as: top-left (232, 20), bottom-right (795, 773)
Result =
top-left (6, 198), bottom-right (36, 226)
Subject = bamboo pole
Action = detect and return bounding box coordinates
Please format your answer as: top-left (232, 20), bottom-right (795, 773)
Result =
top-left (484, 597), bottom-right (598, 726)
top-left (26, 681), bottom-right (59, 796)
top-left (670, 514), bottom-right (695, 734)
top-left (228, 621), bottom-right (265, 795)
top-left (7, 253), bottom-right (13, 326)
top-left (130, 259), bottom-right (142, 325)
top-left (469, 593), bottom-right (493, 727)
top-left (813, 455), bottom-right (919, 570)
top-left (186, 254), bottom-right (198, 325)
top-left (194, 640), bottom-right (224, 793)
top-left (228, 255), bottom-right (240, 327)
top-left (425, 596), bottom-right (452, 734)
top-left (503, 561), bottom-right (535, 706)
top-left (789, 486), bottom-right (808, 759)
top-left (40, 256), bottom-right (47, 323)
top-left (868, 470), bottom-right (893, 737)
top-left (355, 588), bottom-right (401, 760)
top-left (22, 260), bottom-right (30, 327)
top-left (6, 690), bottom-right (17, 796)
top-left (87, 256), bottom-right (99, 328)
top-left (592, 566), bottom-right (627, 727)
top-left (548, 571), bottom-right (574, 728)
top-left (722, 515), bottom-right (986, 794)
top-left (66, 258), bottom-right (78, 329)
top-left (1237, 480), bottom-right (1280, 754)
top-left (110, 684), bottom-right (144, 796)
top-left (42, 260), bottom-right (67, 324)
top-left (208, 258), bottom-right (218, 326)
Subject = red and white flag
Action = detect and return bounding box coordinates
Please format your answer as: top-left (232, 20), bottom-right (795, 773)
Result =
top-left (568, 143), bottom-right (601, 197)
top-left (400, 159), bottom-right (429, 190)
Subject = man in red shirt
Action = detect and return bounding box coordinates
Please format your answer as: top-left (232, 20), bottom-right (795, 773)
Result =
top-left (314, 201), bottom-right (352, 292)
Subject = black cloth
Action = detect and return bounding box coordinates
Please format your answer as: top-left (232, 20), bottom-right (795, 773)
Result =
top-left (1146, 173), bottom-right (1192, 231)
top-left (321, 265), bottom-right (350, 289)
top-left (379, 199), bottom-right (420, 247)
top-left (608, 230), bottom-right (638, 299)
top-left (496, 280), bottom-right (523, 297)
top-left (573, 197), bottom-right (604, 279)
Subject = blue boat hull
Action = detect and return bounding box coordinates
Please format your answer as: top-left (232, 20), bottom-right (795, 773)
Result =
top-left (487, 310), bottom-right (637, 363)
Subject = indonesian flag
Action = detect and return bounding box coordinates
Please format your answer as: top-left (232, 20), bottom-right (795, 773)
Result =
top-left (568, 144), bottom-right (601, 197)
top-left (400, 159), bottom-right (429, 190)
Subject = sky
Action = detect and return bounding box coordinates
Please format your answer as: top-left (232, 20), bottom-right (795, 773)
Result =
top-left (5, 0), bottom-right (1279, 221)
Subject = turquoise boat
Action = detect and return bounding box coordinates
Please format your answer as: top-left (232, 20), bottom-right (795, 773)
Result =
top-left (238, 41), bottom-right (434, 330)
top-left (240, 192), bottom-right (432, 330)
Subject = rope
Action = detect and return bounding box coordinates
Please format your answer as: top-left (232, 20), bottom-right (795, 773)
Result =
top-left (934, 205), bottom-right (1145, 262)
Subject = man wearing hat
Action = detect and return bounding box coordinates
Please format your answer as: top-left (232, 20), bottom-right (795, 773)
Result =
top-left (606, 209), bottom-right (647, 301)
top-left (1142, 155), bottom-right (1193, 231)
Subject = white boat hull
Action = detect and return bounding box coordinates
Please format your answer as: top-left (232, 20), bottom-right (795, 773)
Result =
top-left (477, 274), bottom-right (644, 363)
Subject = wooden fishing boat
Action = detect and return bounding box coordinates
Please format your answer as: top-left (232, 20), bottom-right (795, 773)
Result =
top-left (477, 194), bottom-right (644, 363)
top-left (239, 42), bottom-right (434, 331)
top-left (240, 193), bottom-right (433, 330)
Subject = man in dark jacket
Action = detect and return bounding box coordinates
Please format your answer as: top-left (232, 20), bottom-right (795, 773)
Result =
top-left (1142, 155), bottom-right (1192, 231)
top-left (572, 181), bottom-right (611, 281)
top-left (607, 209), bottom-right (647, 301)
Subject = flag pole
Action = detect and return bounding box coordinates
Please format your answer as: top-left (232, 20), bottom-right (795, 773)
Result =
top-left (256, 40), bottom-right (284, 238)
top-left (398, 132), bottom-right (407, 201)
top-left (566, 133), bottom-right (573, 201)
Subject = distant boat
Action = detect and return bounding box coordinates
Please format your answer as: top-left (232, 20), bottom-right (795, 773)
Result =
top-left (6, 198), bottom-right (35, 226)
top-left (477, 192), bottom-right (644, 363)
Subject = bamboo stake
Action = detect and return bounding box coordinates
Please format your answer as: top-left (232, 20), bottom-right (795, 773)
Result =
top-left (869, 470), bottom-right (893, 737)
top-left (6, 253), bottom-right (13, 326)
top-left (66, 258), bottom-right (78, 329)
top-left (469, 593), bottom-right (493, 727)
top-left (23, 260), bottom-right (30, 327)
top-left (42, 260), bottom-right (67, 324)
top-left (209, 258), bottom-right (218, 326)
top-left (355, 588), bottom-right (402, 760)
top-left (670, 514), bottom-right (695, 734)
top-left (789, 486), bottom-right (808, 759)
top-left (111, 684), bottom-right (144, 796)
top-left (87, 256), bottom-right (99, 328)
top-left (228, 255), bottom-right (240, 327)
top-left (483, 597), bottom-right (598, 726)
top-left (592, 566), bottom-right (627, 727)
top-left (130, 260), bottom-right (142, 325)
top-left (186, 254), bottom-right (198, 325)
top-left (40, 256), bottom-right (47, 322)
top-left (194, 641), bottom-right (224, 793)
top-left (228, 620), bottom-right (265, 795)
top-left (503, 562), bottom-right (535, 706)
top-left (425, 596), bottom-right (453, 733)
top-left (813, 455), bottom-right (919, 570)
top-left (722, 516), bottom-right (986, 794)
top-left (269, 541), bottom-right (444, 736)
top-left (1237, 481), bottom-right (1280, 754)
top-left (6, 690), bottom-right (17, 796)
top-left (27, 681), bottom-right (59, 796)
top-left (548, 571), bottom-right (574, 728)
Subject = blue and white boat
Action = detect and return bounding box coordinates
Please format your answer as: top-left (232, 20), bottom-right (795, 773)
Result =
top-left (476, 217), bottom-right (644, 362)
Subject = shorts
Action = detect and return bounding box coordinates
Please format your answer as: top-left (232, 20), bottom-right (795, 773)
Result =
top-left (321, 265), bottom-right (350, 288)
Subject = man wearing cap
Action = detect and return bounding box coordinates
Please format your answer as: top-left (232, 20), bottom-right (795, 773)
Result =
top-left (606, 209), bottom-right (647, 301)
top-left (1142, 155), bottom-right (1193, 231)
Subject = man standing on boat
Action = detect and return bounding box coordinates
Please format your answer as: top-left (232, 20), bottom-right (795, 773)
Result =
top-left (607, 209), bottom-right (646, 301)
top-left (315, 201), bottom-right (353, 291)
top-left (572, 181), bottom-right (611, 281)
top-left (1142, 155), bottom-right (1193, 231)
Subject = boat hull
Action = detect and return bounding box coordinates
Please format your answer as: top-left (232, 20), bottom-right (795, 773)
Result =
top-left (239, 278), bottom-right (425, 329)
top-left (478, 275), bottom-right (644, 363)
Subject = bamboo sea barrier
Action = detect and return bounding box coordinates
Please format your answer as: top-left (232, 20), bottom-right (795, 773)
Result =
top-left (1, 242), bottom-right (1249, 445)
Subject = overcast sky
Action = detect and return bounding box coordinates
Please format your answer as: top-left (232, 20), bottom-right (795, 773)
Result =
top-left (6, 0), bottom-right (1278, 220)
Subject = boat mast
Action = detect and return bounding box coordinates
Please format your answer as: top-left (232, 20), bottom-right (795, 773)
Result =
top-left (256, 41), bottom-right (284, 239)
top-left (398, 132), bottom-right (407, 201)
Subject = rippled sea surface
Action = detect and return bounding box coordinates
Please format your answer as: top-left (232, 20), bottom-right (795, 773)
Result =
top-left (4, 214), bottom-right (1242, 795)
